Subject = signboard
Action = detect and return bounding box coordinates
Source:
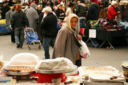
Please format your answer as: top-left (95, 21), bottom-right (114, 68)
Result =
top-left (89, 29), bottom-right (96, 38)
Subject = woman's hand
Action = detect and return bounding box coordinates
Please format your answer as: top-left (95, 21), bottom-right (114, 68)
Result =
top-left (77, 34), bottom-right (82, 40)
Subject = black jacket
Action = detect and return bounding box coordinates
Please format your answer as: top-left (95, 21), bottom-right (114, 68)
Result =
top-left (76, 3), bottom-right (88, 17)
top-left (87, 3), bottom-right (100, 20)
top-left (11, 11), bottom-right (29, 29)
top-left (41, 13), bottom-right (58, 38)
top-left (120, 5), bottom-right (128, 21)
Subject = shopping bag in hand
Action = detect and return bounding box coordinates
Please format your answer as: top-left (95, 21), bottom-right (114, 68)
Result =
top-left (79, 40), bottom-right (90, 58)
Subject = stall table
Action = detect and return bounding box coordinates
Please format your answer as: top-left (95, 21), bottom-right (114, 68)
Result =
top-left (85, 29), bottom-right (128, 49)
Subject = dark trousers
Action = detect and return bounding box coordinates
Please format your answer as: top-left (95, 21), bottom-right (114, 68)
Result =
top-left (11, 30), bottom-right (15, 43)
top-left (75, 59), bottom-right (81, 67)
top-left (42, 37), bottom-right (55, 59)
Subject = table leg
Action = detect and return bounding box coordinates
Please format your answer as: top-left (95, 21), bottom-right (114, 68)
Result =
top-left (107, 41), bottom-right (115, 49)
top-left (99, 41), bottom-right (106, 48)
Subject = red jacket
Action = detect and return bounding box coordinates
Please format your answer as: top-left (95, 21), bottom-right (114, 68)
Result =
top-left (107, 5), bottom-right (118, 19)
top-left (91, 0), bottom-right (99, 4)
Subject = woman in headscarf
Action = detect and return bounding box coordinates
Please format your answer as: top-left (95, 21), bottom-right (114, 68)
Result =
top-left (52, 13), bottom-right (82, 66)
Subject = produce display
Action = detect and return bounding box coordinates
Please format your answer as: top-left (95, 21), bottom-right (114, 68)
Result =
top-left (0, 61), bottom-right (3, 69)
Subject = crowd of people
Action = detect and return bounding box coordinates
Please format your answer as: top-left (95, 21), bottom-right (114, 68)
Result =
top-left (0, 0), bottom-right (128, 66)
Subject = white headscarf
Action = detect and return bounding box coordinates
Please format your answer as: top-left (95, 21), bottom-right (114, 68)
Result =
top-left (62, 14), bottom-right (80, 34)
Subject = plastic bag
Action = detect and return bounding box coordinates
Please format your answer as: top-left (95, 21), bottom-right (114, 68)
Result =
top-left (79, 40), bottom-right (90, 58)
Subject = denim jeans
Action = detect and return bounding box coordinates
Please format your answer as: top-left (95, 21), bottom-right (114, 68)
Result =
top-left (80, 19), bottom-right (86, 28)
top-left (42, 37), bottom-right (55, 59)
top-left (15, 27), bottom-right (24, 48)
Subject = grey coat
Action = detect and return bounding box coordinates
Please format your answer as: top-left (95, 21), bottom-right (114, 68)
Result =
top-left (25, 7), bottom-right (39, 31)
top-left (52, 27), bottom-right (80, 64)
top-left (6, 10), bottom-right (16, 29)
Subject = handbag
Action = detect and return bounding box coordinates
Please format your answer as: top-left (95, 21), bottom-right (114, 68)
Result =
top-left (79, 40), bottom-right (90, 58)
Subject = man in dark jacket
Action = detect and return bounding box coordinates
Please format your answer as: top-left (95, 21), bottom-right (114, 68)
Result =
top-left (76, 0), bottom-right (88, 28)
top-left (41, 6), bottom-right (58, 59)
top-left (11, 4), bottom-right (29, 48)
top-left (87, 2), bottom-right (100, 20)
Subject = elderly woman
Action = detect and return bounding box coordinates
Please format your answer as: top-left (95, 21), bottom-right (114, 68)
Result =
top-left (52, 14), bottom-right (82, 66)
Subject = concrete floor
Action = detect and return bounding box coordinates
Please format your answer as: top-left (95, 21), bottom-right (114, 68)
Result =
top-left (0, 35), bottom-right (128, 85)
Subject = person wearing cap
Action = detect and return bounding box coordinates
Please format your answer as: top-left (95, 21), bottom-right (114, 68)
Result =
top-left (41, 6), bottom-right (58, 59)
top-left (107, 1), bottom-right (120, 20)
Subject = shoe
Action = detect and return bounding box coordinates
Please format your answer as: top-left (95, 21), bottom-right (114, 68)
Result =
top-left (17, 44), bottom-right (20, 48)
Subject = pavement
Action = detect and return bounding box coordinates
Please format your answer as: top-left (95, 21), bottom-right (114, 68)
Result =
top-left (0, 35), bottom-right (128, 85)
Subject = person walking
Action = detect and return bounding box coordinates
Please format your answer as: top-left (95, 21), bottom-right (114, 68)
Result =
top-left (6, 6), bottom-right (16, 43)
top-left (11, 4), bottom-right (29, 48)
top-left (41, 6), bottom-right (58, 59)
top-left (25, 3), bottom-right (39, 31)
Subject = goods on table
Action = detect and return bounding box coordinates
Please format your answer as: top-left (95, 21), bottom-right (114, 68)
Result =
top-left (36, 58), bottom-right (77, 73)
top-left (0, 19), bottom-right (6, 24)
top-left (0, 61), bottom-right (3, 69)
top-left (122, 61), bottom-right (128, 81)
top-left (78, 66), bottom-right (124, 82)
top-left (3, 53), bottom-right (39, 75)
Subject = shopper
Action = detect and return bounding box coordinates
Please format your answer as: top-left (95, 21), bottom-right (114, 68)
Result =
top-left (25, 3), bottom-right (39, 31)
top-left (76, 0), bottom-right (88, 28)
top-left (41, 6), bottom-right (58, 59)
top-left (6, 6), bottom-right (16, 43)
top-left (87, 1), bottom-right (100, 20)
top-left (52, 14), bottom-right (82, 66)
top-left (11, 4), bottom-right (29, 48)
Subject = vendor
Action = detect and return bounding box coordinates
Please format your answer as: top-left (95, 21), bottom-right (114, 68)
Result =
top-left (52, 14), bottom-right (82, 66)
top-left (107, 1), bottom-right (120, 20)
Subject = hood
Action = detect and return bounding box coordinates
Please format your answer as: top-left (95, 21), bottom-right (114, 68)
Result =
top-left (62, 14), bottom-right (79, 33)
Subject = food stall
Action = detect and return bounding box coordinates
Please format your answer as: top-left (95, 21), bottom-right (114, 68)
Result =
top-left (0, 53), bottom-right (126, 85)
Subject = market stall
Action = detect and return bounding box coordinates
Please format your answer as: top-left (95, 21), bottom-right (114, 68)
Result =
top-left (0, 53), bottom-right (127, 85)
top-left (0, 19), bottom-right (11, 35)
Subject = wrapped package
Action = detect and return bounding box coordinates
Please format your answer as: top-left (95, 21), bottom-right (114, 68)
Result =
top-left (36, 58), bottom-right (77, 73)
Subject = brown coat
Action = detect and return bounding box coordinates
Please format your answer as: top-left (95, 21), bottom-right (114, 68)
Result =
top-left (52, 27), bottom-right (80, 64)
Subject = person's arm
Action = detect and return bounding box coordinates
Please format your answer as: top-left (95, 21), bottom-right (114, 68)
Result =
top-left (110, 7), bottom-right (118, 16)
top-left (5, 11), bottom-right (10, 29)
top-left (23, 13), bottom-right (29, 27)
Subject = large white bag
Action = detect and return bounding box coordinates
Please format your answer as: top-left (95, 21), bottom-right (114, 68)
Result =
top-left (79, 40), bottom-right (90, 58)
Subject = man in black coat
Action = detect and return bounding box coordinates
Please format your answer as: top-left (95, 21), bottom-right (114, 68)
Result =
top-left (76, 0), bottom-right (88, 28)
top-left (87, 2), bottom-right (100, 20)
top-left (41, 6), bottom-right (58, 59)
